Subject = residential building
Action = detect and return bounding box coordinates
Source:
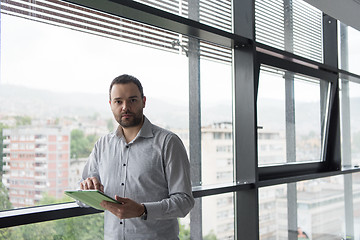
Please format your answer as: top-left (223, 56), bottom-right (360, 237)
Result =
top-left (2, 127), bottom-right (70, 208)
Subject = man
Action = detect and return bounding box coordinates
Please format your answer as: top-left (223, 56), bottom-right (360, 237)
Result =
top-left (80, 74), bottom-right (194, 240)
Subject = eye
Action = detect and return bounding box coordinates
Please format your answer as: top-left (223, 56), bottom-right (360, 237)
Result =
top-left (130, 99), bottom-right (137, 103)
top-left (115, 100), bottom-right (122, 104)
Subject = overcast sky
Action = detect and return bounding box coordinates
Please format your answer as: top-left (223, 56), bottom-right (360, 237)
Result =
top-left (1, 12), bottom-right (359, 106)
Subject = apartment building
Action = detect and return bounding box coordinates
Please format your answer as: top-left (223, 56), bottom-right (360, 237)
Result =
top-left (2, 127), bottom-right (70, 208)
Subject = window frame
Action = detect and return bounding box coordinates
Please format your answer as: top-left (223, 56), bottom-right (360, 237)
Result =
top-left (1, 1), bottom-right (360, 240)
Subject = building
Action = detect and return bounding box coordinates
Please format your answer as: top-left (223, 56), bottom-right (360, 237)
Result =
top-left (68, 157), bottom-right (88, 190)
top-left (2, 127), bottom-right (70, 208)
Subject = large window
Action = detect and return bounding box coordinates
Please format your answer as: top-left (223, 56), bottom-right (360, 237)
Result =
top-left (1, 8), bottom-right (190, 210)
top-left (1, 0), bottom-right (360, 240)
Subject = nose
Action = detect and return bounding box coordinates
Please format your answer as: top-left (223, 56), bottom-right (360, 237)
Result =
top-left (122, 101), bottom-right (129, 111)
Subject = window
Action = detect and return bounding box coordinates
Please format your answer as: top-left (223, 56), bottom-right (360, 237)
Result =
top-left (1, 4), bottom-right (190, 210)
top-left (257, 66), bottom-right (329, 165)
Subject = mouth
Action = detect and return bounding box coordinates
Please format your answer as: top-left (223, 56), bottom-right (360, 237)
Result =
top-left (121, 114), bottom-right (133, 119)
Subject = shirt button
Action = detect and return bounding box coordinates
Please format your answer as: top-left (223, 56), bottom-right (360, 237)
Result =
top-left (123, 164), bottom-right (126, 166)
top-left (121, 183), bottom-right (124, 186)
top-left (126, 145), bottom-right (129, 148)
top-left (120, 222), bottom-right (123, 224)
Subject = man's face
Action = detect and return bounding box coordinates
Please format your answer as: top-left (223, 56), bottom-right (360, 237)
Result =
top-left (109, 83), bottom-right (146, 128)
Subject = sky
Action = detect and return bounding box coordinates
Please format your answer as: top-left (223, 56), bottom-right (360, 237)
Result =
top-left (0, 13), bottom-right (232, 106)
top-left (1, 10), bottom-right (360, 110)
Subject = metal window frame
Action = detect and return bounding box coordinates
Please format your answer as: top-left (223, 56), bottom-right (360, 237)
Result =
top-left (1, 1), bottom-right (360, 239)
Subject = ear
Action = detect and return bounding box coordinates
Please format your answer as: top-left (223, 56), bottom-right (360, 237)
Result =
top-left (142, 96), bottom-right (146, 108)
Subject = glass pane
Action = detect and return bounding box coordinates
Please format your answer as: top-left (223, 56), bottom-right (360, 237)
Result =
top-left (255, 0), bottom-right (323, 63)
top-left (1, 12), bottom-right (189, 210)
top-left (340, 80), bottom-right (360, 168)
top-left (201, 193), bottom-right (234, 239)
top-left (339, 23), bottom-right (360, 76)
top-left (257, 66), bottom-right (329, 166)
top-left (259, 184), bottom-right (288, 239)
top-left (297, 176), bottom-right (346, 239)
top-left (201, 57), bottom-right (233, 186)
top-left (260, 176), bottom-right (350, 240)
top-left (353, 173), bottom-right (360, 240)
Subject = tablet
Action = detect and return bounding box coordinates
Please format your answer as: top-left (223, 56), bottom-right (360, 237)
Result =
top-left (65, 190), bottom-right (121, 210)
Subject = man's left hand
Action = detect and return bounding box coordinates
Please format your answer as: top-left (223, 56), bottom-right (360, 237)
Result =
top-left (100, 195), bottom-right (145, 219)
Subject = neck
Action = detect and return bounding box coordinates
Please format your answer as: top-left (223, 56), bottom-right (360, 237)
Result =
top-left (121, 117), bottom-right (144, 143)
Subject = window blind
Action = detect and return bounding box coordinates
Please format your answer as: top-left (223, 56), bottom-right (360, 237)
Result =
top-left (255, 0), bottom-right (323, 63)
top-left (1, 0), bottom-right (231, 64)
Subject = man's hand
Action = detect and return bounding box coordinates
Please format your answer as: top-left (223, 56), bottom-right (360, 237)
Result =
top-left (80, 177), bottom-right (104, 192)
top-left (100, 195), bottom-right (145, 219)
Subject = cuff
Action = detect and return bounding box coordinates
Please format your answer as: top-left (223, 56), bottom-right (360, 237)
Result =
top-left (142, 202), bottom-right (163, 220)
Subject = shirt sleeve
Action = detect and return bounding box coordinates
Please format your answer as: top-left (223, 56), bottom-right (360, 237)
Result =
top-left (81, 141), bottom-right (101, 182)
top-left (144, 134), bottom-right (195, 220)
top-left (76, 141), bottom-right (101, 208)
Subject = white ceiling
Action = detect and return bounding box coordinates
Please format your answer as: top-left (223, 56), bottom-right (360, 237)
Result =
top-left (303, 0), bottom-right (360, 31)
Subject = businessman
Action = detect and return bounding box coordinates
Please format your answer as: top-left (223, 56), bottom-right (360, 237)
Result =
top-left (80, 74), bottom-right (194, 240)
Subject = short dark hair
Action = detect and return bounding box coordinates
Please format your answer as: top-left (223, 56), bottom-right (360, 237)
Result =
top-left (109, 74), bottom-right (144, 100)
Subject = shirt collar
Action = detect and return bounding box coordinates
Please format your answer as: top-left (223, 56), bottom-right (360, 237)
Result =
top-left (114, 115), bottom-right (154, 142)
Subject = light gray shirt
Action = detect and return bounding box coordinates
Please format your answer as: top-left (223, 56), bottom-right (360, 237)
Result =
top-left (81, 116), bottom-right (194, 240)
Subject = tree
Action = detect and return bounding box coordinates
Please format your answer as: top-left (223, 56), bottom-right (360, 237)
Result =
top-left (204, 230), bottom-right (218, 240)
top-left (7, 194), bottom-right (104, 240)
top-left (0, 182), bottom-right (13, 238)
top-left (179, 221), bottom-right (190, 240)
top-left (15, 116), bottom-right (31, 126)
top-left (70, 129), bottom-right (98, 159)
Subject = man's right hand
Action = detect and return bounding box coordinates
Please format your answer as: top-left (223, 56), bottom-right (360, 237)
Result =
top-left (80, 177), bottom-right (104, 192)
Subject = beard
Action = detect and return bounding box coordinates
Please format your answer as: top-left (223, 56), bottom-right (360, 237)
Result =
top-left (116, 111), bottom-right (143, 128)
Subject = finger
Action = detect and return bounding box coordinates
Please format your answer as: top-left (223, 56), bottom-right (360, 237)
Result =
top-left (80, 180), bottom-right (91, 190)
top-left (90, 177), bottom-right (103, 191)
top-left (84, 177), bottom-right (102, 190)
top-left (114, 195), bottom-right (127, 204)
top-left (91, 177), bottom-right (100, 190)
top-left (85, 178), bottom-right (95, 189)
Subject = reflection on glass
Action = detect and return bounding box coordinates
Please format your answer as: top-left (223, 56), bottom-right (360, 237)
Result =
top-left (257, 66), bottom-right (328, 165)
top-left (1, 13), bottom-right (189, 210)
top-left (340, 80), bottom-right (360, 167)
